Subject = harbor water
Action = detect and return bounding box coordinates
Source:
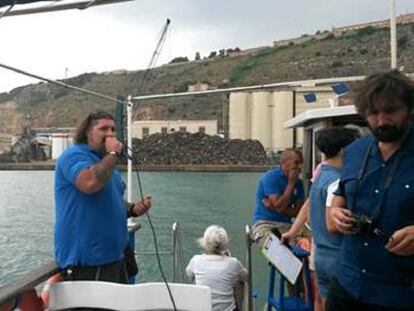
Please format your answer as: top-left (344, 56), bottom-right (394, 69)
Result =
top-left (0, 170), bottom-right (271, 307)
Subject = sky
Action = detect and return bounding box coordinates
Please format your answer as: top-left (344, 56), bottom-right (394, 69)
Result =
top-left (0, 0), bottom-right (414, 93)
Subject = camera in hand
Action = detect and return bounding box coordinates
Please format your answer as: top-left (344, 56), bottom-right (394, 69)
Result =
top-left (352, 213), bottom-right (375, 234)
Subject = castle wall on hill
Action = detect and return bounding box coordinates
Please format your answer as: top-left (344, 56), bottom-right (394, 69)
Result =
top-left (333, 12), bottom-right (414, 34)
top-left (273, 12), bottom-right (414, 48)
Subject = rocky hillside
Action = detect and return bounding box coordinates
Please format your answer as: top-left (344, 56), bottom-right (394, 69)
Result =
top-left (1, 23), bottom-right (414, 134)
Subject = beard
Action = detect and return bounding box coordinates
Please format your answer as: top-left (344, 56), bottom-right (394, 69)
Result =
top-left (371, 121), bottom-right (412, 143)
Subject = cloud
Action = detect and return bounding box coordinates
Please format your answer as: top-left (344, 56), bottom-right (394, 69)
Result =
top-left (0, 0), bottom-right (413, 92)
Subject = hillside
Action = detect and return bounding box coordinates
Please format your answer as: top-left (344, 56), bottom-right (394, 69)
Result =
top-left (1, 23), bottom-right (414, 134)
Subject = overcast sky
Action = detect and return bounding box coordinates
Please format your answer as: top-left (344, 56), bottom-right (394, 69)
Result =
top-left (0, 0), bottom-right (414, 93)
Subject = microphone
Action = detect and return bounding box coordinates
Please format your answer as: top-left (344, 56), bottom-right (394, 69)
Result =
top-left (104, 137), bottom-right (134, 160)
top-left (121, 149), bottom-right (133, 160)
top-left (120, 141), bottom-right (134, 160)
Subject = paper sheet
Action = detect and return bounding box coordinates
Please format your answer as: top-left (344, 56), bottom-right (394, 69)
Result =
top-left (261, 233), bottom-right (303, 285)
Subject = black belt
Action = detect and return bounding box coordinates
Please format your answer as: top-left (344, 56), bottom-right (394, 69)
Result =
top-left (64, 259), bottom-right (128, 283)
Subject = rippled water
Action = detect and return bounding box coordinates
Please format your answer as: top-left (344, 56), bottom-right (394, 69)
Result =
top-left (0, 170), bottom-right (270, 306)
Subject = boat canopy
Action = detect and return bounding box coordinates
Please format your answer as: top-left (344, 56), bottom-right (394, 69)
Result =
top-left (284, 105), bottom-right (359, 129)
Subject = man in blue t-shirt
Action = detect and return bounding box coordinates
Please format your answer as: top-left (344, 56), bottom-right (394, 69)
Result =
top-left (252, 148), bottom-right (305, 240)
top-left (327, 70), bottom-right (414, 310)
top-left (54, 111), bottom-right (152, 283)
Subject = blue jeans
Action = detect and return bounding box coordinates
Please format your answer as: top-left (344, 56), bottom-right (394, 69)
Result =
top-left (314, 250), bottom-right (337, 298)
top-left (326, 278), bottom-right (411, 311)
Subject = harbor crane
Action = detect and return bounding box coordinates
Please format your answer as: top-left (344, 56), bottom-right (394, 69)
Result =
top-left (136, 18), bottom-right (171, 94)
top-left (124, 18), bottom-right (171, 201)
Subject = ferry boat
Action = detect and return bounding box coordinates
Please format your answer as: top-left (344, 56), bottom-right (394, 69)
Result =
top-left (0, 1), bottom-right (403, 310)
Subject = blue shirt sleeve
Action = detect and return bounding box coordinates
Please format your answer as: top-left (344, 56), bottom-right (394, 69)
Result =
top-left (59, 150), bottom-right (95, 185)
top-left (262, 171), bottom-right (285, 196)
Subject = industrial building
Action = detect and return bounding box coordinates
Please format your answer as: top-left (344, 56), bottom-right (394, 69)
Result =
top-left (132, 120), bottom-right (217, 139)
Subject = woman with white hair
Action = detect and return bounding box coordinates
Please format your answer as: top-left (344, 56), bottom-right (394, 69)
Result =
top-left (186, 225), bottom-right (248, 311)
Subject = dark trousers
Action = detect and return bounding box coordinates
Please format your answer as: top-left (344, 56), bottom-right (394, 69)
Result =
top-left (63, 259), bottom-right (128, 311)
top-left (326, 277), bottom-right (410, 311)
top-left (64, 259), bottom-right (128, 283)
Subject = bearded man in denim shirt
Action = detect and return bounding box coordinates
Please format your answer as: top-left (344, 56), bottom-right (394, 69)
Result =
top-left (326, 70), bottom-right (414, 310)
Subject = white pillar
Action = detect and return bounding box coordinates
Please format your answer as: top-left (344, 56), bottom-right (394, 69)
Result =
top-left (390, 0), bottom-right (397, 69)
top-left (127, 95), bottom-right (133, 202)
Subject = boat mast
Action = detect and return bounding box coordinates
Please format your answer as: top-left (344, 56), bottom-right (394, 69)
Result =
top-left (390, 0), bottom-right (397, 69)
top-left (126, 18), bottom-right (171, 201)
top-left (127, 96), bottom-right (133, 202)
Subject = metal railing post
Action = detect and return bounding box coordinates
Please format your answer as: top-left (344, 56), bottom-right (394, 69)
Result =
top-left (172, 222), bottom-right (178, 282)
top-left (245, 225), bottom-right (253, 311)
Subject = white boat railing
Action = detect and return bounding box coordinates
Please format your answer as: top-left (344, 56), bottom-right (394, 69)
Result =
top-left (245, 225), bottom-right (253, 311)
top-left (172, 222), bottom-right (187, 283)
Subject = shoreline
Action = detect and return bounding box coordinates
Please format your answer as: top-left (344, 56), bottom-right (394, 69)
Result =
top-left (0, 161), bottom-right (272, 172)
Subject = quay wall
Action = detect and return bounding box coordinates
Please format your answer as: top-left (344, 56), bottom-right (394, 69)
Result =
top-left (0, 162), bottom-right (272, 172)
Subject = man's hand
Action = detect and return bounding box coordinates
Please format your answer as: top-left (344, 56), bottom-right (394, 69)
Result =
top-left (327, 206), bottom-right (355, 234)
top-left (262, 197), bottom-right (272, 208)
top-left (386, 226), bottom-right (414, 256)
top-left (287, 168), bottom-right (300, 185)
top-left (281, 230), bottom-right (294, 244)
top-left (132, 196), bottom-right (152, 216)
top-left (105, 136), bottom-right (123, 154)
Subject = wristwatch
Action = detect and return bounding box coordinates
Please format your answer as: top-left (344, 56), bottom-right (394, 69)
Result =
top-left (109, 150), bottom-right (119, 157)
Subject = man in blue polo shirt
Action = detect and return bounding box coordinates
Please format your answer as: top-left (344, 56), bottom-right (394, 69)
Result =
top-left (54, 111), bottom-right (152, 283)
top-left (327, 70), bottom-right (414, 310)
top-left (252, 148), bottom-right (305, 240)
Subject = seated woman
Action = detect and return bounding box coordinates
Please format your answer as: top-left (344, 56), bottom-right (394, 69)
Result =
top-left (186, 225), bottom-right (248, 311)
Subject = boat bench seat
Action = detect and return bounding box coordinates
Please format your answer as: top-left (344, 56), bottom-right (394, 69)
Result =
top-left (48, 281), bottom-right (212, 311)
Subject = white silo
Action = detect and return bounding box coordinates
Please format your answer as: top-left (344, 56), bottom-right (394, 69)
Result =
top-left (229, 92), bottom-right (251, 139)
top-left (271, 91), bottom-right (294, 152)
top-left (251, 92), bottom-right (272, 150)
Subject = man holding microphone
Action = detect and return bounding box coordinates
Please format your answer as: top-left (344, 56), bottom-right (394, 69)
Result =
top-left (54, 110), bottom-right (151, 283)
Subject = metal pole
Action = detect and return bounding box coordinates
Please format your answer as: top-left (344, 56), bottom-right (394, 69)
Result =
top-left (245, 225), bottom-right (253, 311)
top-left (172, 223), bottom-right (177, 282)
top-left (127, 95), bottom-right (133, 202)
top-left (292, 90), bottom-right (297, 148)
top-left (0, 0), bottom-right (133, 17)
top-left (390, 0), bottom-right (397, 69)
top-left (131, 75), bottom-right (367, 102)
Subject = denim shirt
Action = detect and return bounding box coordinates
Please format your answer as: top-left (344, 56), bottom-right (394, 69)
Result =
top-left (309, 164), bottom-right (342, 254)
top-left (335, 131), bottom-right (414, 308)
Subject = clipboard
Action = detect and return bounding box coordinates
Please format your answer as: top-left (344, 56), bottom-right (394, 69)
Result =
top-left (261, 233), bottom-right (303, 285)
